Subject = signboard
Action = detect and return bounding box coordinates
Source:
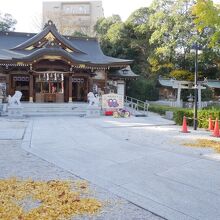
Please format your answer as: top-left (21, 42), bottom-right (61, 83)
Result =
top-left (102, 93), bottom-right (124, 109)
top-left (117, 83), bottom-right (125, 96)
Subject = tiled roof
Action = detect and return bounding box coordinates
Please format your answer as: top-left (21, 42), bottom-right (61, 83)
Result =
top-left (203, 80), bottom-right (220, 89)
top-left (159, 77), bottom-right (220, 89)
top-left (0, 21), bottom-right (133, 66)
top-left (108, 66), bottom-right (138, 79)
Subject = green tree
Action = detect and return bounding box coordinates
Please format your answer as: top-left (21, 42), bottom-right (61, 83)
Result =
top-left (94, 9), bottom-right (153, 76)
top-left (94, 9), bottom-right (160, 101)
top-left (149, 0), bottom-right (197, 75)
top-left (94, 3), bottom-right (219, 100)
top-left (72, 31), bottom-right (88, 38)
top-left (124, 7), bottom-right (153, 76)
top-left (0, 13), bottom-right (17, 31)
top-left (94, 15), bottom-right (123, 57)
top-left (148, 0), bottom-right (220, 81)
top-left (193, 0), bottom-right (220, 47)
top-left (127, 77), bottom-right (159, 101)
top-left (169, 69), bottom-right (194, 81)
top-left (94, 15), bottom-right (122, 36)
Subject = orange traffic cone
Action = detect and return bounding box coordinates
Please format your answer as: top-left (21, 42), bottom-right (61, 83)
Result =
top-left (208, 115), bottom-right (214, 131)
top-left (212, 118), bottom-right (220, 137)
top-left (181, 116), bottom-right (190, 133)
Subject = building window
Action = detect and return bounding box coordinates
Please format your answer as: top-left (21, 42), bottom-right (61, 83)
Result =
top-left (71, 4), bottom-right (90, 14)
top-left (64, 6), bottom-right (71, 14)
top-left (79, 6), bottom-right (83, 13)
top-left (53, 6), bottom-right (60, 11)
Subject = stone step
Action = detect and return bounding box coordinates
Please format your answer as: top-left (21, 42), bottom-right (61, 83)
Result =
top-left (22, 104), bottom-right (87, 108)
top-left (21, 103), bottom-right (88, 116)
top-left (24, 110), bottom-right (85, 112)
top-left (24, 112), bottom-right (86, 117)
top-left (23, 107), bottom-right (86, 111)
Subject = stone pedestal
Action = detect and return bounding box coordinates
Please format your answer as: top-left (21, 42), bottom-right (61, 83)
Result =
top-left (0, 104), bottom-right (3, 115)
top-left (165, 111), bottom-right (173, 120)
top-left (0, 104), bottom-right (8, 116)
top-left (86, 106), bottom-right (100, 118)
top-left (8, 106), bottom-right (23, 117)
top-left (29, 97), bottom-right (33, 103)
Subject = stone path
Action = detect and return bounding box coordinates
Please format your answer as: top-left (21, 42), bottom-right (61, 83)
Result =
top-left (0, 118), bottom-right (27, 140)
top-left (0, 119), bottom-right (162, 220)
top-left (22, 114), bottom-right (220, 220)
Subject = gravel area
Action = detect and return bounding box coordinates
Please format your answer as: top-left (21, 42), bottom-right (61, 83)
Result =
top-left (0, 138), bottom-right (163, 220)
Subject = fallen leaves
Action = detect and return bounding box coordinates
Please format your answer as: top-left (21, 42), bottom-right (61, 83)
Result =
top-left (0, 178), bottom-right (102, 220)
top-left (183, 139), bottom-right (220, 153)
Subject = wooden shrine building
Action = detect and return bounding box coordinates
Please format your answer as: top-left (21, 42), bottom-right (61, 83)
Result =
top-left (0, 21), bottom-right (137, 103)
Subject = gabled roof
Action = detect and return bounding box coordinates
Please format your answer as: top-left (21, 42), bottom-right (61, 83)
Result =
top-left (0, 21), bottom-right (133, 67)
top-left (158, 78), bottom-right (194, 89)
top-left (108, 66), bottom-right (138, 79)
top-left (203, 79), bottom-right (220, 89)
top-left (11, 20), bottom-right (84, 53)
top-left (158, 77), bottom-right (208, 89)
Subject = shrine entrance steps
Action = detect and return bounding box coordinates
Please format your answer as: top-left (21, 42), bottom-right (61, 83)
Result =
top-left (22, 103), bottom-right (87, 117)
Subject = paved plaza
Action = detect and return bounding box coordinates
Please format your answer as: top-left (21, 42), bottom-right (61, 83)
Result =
top-left (1, 113), bottom-right (220, 220)
top-left (0, 118), bottom-right (162, 220)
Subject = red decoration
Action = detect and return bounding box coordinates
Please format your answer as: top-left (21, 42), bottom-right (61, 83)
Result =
top-left (105, 111), bottom-right (113, 116)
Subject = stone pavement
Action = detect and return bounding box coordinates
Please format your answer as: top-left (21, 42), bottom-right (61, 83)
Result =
top-left (0, 119), bottom-right (162, 220)
top-left (22, 113), bottom-right (220, 220)
top-left (0, 118), bottom-right (27, 140)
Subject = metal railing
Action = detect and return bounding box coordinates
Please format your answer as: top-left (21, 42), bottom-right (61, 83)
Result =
top-left (124, 96), bottom-right (149, 116)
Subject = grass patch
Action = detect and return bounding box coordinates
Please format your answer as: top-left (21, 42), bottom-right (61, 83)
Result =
top-left (183, 139), bottom-right (220, 153)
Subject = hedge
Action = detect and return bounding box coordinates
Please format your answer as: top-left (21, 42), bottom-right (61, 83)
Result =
top-left (198, 110), bottom-right (220, 128)
top-left (173, 109), bottom-right (194, 126)
top-left (148, 104), bottom-right (183, 115)
top-left (149, 104), bottom-right (220, 129)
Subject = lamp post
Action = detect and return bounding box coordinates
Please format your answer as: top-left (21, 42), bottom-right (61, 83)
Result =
top-left (193, 43), bottom-right (198, 130)
top-left (193, 42), bottom-right (203, 130)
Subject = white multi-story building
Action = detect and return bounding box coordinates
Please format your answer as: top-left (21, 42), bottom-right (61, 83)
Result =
top-left (43, 1), bottom-right (104, 36)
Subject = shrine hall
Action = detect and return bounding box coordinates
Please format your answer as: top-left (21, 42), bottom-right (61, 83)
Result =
top-left (0, 20), bottom-right (137, 103)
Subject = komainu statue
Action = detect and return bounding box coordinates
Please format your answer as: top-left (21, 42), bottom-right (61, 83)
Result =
top-left (8, 91), bottom-right (22, 106)
top-left (87, 92), bottom-right (99, 107)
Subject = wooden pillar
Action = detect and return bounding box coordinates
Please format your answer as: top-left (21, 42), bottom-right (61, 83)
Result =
top-left (6, 74), bottom-right (10, 96)
top-left (104, 70), bottom-right (108, 94)
top-left (85, 77), bottom-right (89, 101)
top-left (68, 74), bottom-right (72, 102)
top-left (104, 70), bottom-right (107, 91)
top-left (29, 74), bottom-right (33, 102)
top-left (89, 77), bottom-right (93, 92)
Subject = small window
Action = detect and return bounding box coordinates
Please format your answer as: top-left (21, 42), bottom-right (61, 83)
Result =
top-left (64, 6), bottom-right (70, 14)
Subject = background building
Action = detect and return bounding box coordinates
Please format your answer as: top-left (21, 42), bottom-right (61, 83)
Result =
top-left (43, 0), bottom-right (104, 36)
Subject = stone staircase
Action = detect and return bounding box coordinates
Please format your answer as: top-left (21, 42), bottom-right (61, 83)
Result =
top-left (22, 103), bottom-right (87, 117)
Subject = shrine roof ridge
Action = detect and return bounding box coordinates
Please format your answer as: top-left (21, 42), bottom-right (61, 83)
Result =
top-left (0, 20), bottom-right (133, 66)
top-left (0, 30), bottom-right (97, 41)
